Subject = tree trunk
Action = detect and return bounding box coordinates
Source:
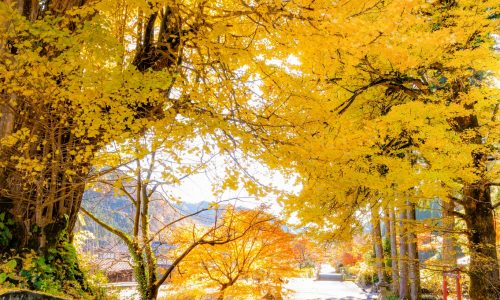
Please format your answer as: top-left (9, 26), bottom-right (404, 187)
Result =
top-left (442, 199), bottom-right (457, 298)
top-left (382, 208), bottom-right (392, 280)
top-left (141, 180), bottom-right (158, 297)
top-left (0, 104), bottom-right (14, 140)
top-left (129, 244), bottom-right (153, 300)
top-left (371, 207), bottom-right (385, 284)
top-left (0, 0), bottom-right (180, 253)
top-left (463, 183), bottom-right (500, 300)
top-left (389, 207), bottom-right (399, 295)
top-left (0, 170), bottom-right (87, 250)
top-left (0, 0), bottom-right (90, 254)
top-left (447, 83), bottom-right (499, 299)
top-left (0, 91), bottom-right (90, 251)
top-left (406, 201), bottom-right (420, 300)
top-left (398, 208), bottom-right (409, 299)
top-left (218, 284), bottom-right (229, 300)
top-left (442, 200), bottom-right (457, 268)
top-left (147, 287), bottom-right (159, 300)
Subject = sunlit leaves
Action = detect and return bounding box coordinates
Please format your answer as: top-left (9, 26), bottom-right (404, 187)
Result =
top-left (267, 0), bottom-right (499, 239)
top-left (170, 208), bottom-right (298, 299)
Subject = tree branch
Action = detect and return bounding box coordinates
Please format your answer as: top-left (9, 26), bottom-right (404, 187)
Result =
top-left (336, 78), bottom-right (389, 114)
top-left (143, 208), bottom-right (210, 247)
top-left (448, 210), bottom-right (467, 221)
top-left (154, 216), bottom-right (273, 287)
top-left (80, 206), bottom-right (132, 244)
top-left (449, 195), bottom-right (465, 206)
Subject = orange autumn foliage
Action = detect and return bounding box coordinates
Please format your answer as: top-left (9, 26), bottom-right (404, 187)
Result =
top-left (169, 208), bottom-right (299, 299)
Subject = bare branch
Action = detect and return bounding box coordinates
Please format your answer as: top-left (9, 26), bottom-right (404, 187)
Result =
top-left (154, 215), bottom-right (273, 287)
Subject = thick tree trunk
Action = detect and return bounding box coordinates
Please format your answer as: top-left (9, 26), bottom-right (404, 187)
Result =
top-left (406, 202), bottom-right (420, 300)
top-left (389, 207), bottom-right (399, 295)
top-left (463, 183), bottom-right (500, 300)
top-left (398, 208), bottom-right (409, 299)
top-left (0, 0), bottom-right (91, 253)
top-left (446, 82), bottom-right (499, 298)
top-left (442, 200), bottom-right (457, 268)
top-left (0, 106), bottom-right (89, 251)
top-left (371, 207), bottom-right (385, 284)
top-left (0, 0), bottom-right (180, 253)
top-left (0, 153), bottom-right (88, 251)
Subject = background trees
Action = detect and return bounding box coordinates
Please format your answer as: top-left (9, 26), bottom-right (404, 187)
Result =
top-left (170, 208), bottom-right (298, 300)
top-left (79, 130), bottom-right (272, 300)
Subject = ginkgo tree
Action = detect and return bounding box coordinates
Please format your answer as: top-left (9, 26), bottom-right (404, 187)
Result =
top-left (259, 0), bottom-right (500, 299)
top-left (0, 0), bottom-right (309, 294)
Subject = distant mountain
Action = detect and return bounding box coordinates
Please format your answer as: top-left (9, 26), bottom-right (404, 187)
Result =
top-left (79, 182), bottom-right (269, 253)
top-left (79, 189), bottom-right (215, 252)
top-left (82, 190), bottom-right (134, 234)
top-left (174, 201), bottom-right (216, 225)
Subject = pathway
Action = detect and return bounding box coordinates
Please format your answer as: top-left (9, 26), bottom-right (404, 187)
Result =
top-left (285, 264), bottom-right (368, 300)
top-left (109, 264), bottom-right (371, 300)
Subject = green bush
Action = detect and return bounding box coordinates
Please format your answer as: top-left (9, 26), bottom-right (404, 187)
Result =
top-left (0, 245), bottom-right (88, 298)
top-left (0, 217), bottom-right (98, 299)
top-left (0, 213), bottom-right (13, 248)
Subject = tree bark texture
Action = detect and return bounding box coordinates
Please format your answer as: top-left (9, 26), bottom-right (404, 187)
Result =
top-left (389, 207), bottom-right (399, 295)
top-left (463, 184), bottom-right (500, 300)
top-left (442, 199), bottom-right (457, 268)
top-left (371, 207), bottom-right (385, 284)
top-left (406, 202), bottom-right (420, 300)
top-left (382, 208), bottom-right (392, 281)
top-left (0, 0), bottom-right (182, 253)
top-left (398, 209), bottom-right (409, 299)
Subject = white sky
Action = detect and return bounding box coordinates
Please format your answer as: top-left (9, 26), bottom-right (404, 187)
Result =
top-left (165, 151), bottom-right (301, 217)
